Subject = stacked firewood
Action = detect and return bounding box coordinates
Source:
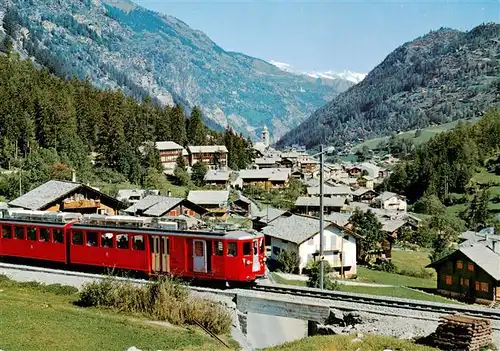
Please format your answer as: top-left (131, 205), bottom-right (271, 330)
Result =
top-left (432, 315), bottom-right (492, 351)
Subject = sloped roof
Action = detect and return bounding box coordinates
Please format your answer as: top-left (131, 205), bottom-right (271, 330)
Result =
top-left (204, 170), bottom-right (231, 182)
top-left (255, 157), bottom-right (281, 165)
top-left (124, 195), bottom-right (167, 214)
top-left (9, 180), bottom-right (124, 210)
top-left (307, 185), bottom-right (352, 196)
top-left (116, 189), bottom-right (160, 202)
top-left (156, 141), bottom-right (184, 151)
top-left (295, 196), bottom-right (346, 208)
top-left (187, 190), bottom-right (229, 205)
top-left (187, 145), bottom-right (228, 153)
top-left (239, 168), bottom-right (290, 181)
top-left (253, 207), bottom-right (286, 223)
top-left (325, 212), bottom-right (352, 227)
top-left (381, 220), bottom-right (407, 233)
top-left (428, 245), bottom-right (500, 281)
top-left (353, 187), bottom-right (376, 196)
top-left (261, 213), bottom-right (327, 244)
top-left (375, 191), bottom-right (399, 201)
top-left (143, 198), bottom-right (185, 216)
top-left (124, 195), bottom-right (206, 217)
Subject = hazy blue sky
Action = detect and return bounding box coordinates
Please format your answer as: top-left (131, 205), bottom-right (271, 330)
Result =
top-left (134, 0), bottom-right (499, 73)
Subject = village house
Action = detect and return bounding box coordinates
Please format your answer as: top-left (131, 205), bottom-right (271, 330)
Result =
top-left (116, 189), bottom-right (160, 205)
top-left (9, 180), bottom-right (125, 215)
top-left (254, 156), bottom-right (282, 169)
top-left (356, 176), bottom-right (374, 189)
top-left (155, 141), bottom-right (189, 174)
top-left (427, 241), bottom-right (500, 304)
top-left (294, 196), bottom-right (346, 216)
top-left (352, 188), bottom-right (377, 203)
top-left (187, 145), bottom-right (228, 169)
top-left (261, 212), bottom-right (358, 277)
top-left (299, 158), bottom-right (319, 174)
top-left (345, 165), bottom-right (362, 177)
top-left (360, 162), bottom-right (381, 179)
top-left (237, 168), bottom-right (291, 189)
top-left (187, 190), bottom-right (230, 218)
top-left (307, 184), bottom-right (352, 198)
top-left (124, 195), bottom-right (207, 218)
top-left (203, 170), bottom-right (231, 188)
top-left (231, 195), bottom-right (258, 218)
top-left (374, 191), bottom-right (407, 212)
top-left (279, 158), bottom-right (295, 169)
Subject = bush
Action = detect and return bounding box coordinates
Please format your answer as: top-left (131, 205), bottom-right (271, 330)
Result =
top-left (77, 277), bottom-right (231, 335)
top-left (306, 260), bottom-right (338, 291)
top-left (399, 268), bottom-right (434, 279)
top-left (276, 250), bottom-right (300, 273)
top-left (373, 260), bottom-right (397, 273)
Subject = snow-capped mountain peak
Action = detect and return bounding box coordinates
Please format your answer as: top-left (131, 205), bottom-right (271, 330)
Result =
top-left (270, 60), bottom-right (366, 84)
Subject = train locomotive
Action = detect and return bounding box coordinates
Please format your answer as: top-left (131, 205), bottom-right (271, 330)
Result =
top-left (0, 209), bottom-right (266, 284)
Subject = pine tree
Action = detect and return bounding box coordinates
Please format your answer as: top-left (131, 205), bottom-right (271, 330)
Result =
top-left (187, 106), bottom-right (206, 145)
top-left (169, 105), bottom-right (187, 146)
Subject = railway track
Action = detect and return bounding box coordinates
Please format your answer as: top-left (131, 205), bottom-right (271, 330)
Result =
top-left (250, 283), bottom-right (500, 321)
top-left (3, 261), bottom-right (500, 324)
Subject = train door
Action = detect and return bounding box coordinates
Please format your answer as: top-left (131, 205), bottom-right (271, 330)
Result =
top-left (252, 239), bottom-right (260, 272)
top-left (193, 240), bottom-right (207, 273)
top-left (150, 235), bottom-right (170, 273)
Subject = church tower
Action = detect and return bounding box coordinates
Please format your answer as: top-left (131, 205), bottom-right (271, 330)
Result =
top-left (261, 125), bottom-right (270, 147)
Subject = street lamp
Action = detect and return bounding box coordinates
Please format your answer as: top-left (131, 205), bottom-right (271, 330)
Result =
top-left (312, 144), bottom-right (335, 290)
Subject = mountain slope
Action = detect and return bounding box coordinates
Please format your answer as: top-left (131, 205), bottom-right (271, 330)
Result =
top-left (277, 24), bottom-right (500, 149)
top-left (0, 0), bottom-right (354, 141)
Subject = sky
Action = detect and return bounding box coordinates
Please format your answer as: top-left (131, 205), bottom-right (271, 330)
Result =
top-left (134, 0), bottom-right (500, 73)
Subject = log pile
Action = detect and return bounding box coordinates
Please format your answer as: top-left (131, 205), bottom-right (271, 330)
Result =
top-left (432, 315), bottom-right (492, 351)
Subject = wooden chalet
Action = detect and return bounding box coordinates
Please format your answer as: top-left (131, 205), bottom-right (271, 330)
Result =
top-left (427, 243), bottom-right (500, 304)
top-left (9, 180), bottom-right (125, 215)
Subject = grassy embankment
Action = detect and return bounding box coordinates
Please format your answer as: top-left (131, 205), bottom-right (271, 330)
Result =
top-left (265, 334), bottom-right (438, 351)
top-left (0, 276), bottom-right (236, 351)
top-left (272, 250), bottom-right (460, 304)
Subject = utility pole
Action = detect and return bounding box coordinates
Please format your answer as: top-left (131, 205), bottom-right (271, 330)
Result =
top-left (18, 168), bottom-right (22, 197)
top-left (319, 144), bottom-right (324, 290)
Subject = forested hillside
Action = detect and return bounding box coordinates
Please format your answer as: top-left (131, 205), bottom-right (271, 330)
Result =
top-left (0, 53), bottom-right (252, 199)
top-left (0, 0), bottom-right (353, 141)
top-left (383, 108), bottom-right (500, 203)
top-left (278, 24), bottom-right (500, 149)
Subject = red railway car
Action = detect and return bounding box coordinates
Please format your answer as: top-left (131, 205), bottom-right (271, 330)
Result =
top-left (0, 209), bottom-right (266, 284)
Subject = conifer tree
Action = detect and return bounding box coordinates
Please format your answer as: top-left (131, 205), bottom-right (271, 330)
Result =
top-left (169, 104), bottom-right (187, 146)
top-left (187, 106), bottom-right (206, 145)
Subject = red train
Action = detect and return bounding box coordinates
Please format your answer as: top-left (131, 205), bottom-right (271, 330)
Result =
top-left (0, 209), bottom-right (266, 284)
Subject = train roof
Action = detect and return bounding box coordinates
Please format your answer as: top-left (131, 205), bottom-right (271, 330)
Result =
top-left (0, 209), bottom-right (262, 240)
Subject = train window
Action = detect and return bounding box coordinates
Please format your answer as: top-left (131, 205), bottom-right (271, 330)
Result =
top-left (260, 240), bottom-right (265, 254)
top-left (39, 228), bottom-right (50, 242)
top-left (2, 226), bottom-right (12, 239)
top-left (214, 241), bottom-right (224, 256)
top-left (227, 242), bottom-right (237, 257)
top-left (86, 232), bottom-right (98, 247)
top-left (101, 233), bottom-right (113, 248)
top-left (14, 227), bottom-right (25, 240)
top-left (54, 229), bottom-right (63, 243)
top-left (132, 235), bottom-right (145, 250)
top-left (243, 242), bottom-right (251, 256)
top-left (27, 227), bottom-right (37, 241)
top-left (117, 234), bottom-right (129, 249)
top-left (72, 231), bottom-right (83, 245)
